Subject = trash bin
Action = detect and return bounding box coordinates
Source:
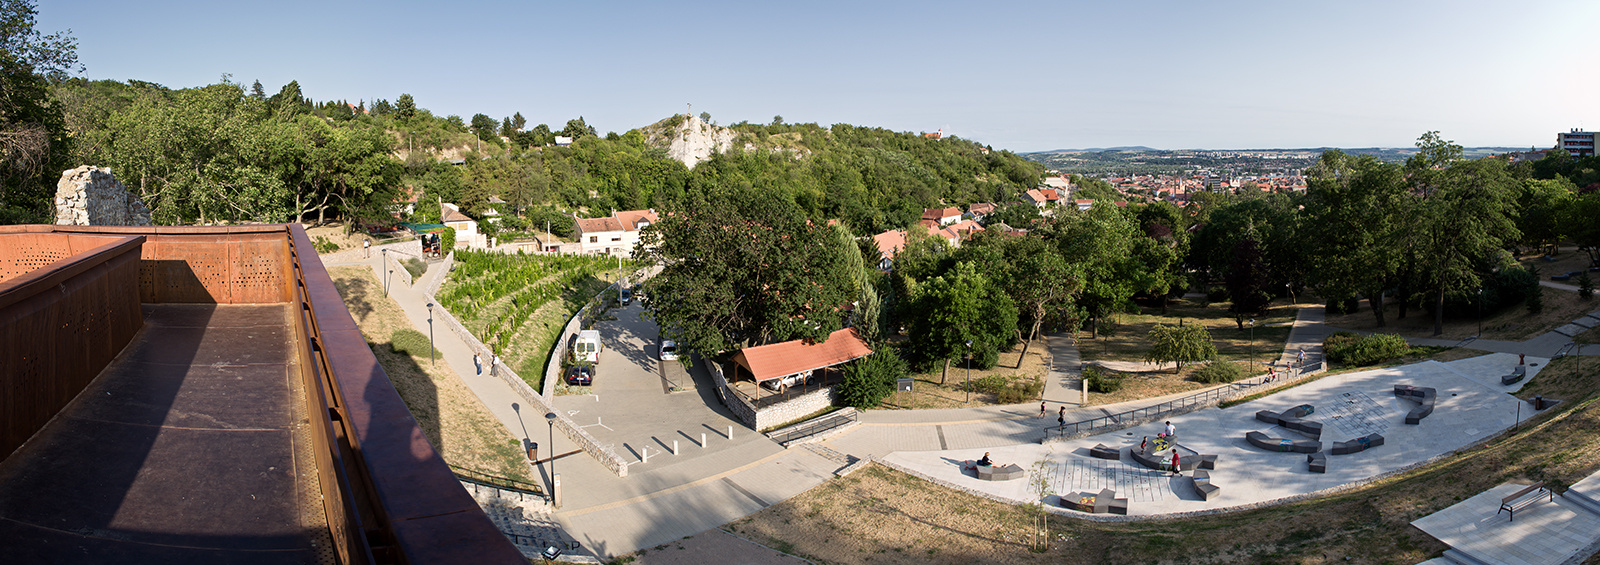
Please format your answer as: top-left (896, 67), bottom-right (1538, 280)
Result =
top-left (527, 441), bottom-right (538, 462)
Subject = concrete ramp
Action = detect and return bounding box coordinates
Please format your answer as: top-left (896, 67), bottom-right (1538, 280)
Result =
top-left (1412, 482), bottom-right (1600, 565)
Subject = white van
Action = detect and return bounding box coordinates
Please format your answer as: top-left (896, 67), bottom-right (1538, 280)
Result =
top-left (573, 330), bottom-right (602, 364)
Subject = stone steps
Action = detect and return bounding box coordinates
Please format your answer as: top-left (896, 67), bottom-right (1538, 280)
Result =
top-left (1441, 548), bottom-right (1495, 565)
top-left (1564, 490), bottom-right (1600, 517)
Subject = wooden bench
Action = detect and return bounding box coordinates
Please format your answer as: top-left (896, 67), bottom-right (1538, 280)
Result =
top-left (1497, 482), bottom-right (1553, 521)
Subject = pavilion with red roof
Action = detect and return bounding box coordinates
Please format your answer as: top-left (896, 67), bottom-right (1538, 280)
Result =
top-left (730, 328), bottom-right (873, 399)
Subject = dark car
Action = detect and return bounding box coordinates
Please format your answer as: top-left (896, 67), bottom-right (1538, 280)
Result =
top-left (565, 365), bottom-right (594, 386)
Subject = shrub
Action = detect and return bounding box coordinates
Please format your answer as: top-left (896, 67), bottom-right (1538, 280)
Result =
top-left (312, 236), bottom-right (340, 254)
top-left (1205, 286), bottom-right (1229, 303)
top-left (389, 328), bottom-right (438, 358)
top-left (974, 346), bottom-right (999, 370)
top-left (1324, 332), bottom-right (1408, 366)
top-left (837, 349), bottom-right (908, 409)
top-left (1084, 365), bottom-right (1123, 393)
top-left (404, 257), bottom-right (427, 280)
top-left (1193, 361), bottom-right (1243, 384)
top-left (1526, 283), bottom-right (1544, 314)
top-left (1578, 272), bottom-right (1594, 300)
top-left (997, 376), bottom-right (1044, 404)
top-left (440, 226), bottom-right (457, 255)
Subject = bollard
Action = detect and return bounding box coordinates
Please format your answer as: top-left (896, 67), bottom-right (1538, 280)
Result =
top-left (552, 473), bottom-right (561, 508)
top-left (673, 440), bottom-right (679, 455)
top-left (701, 433), bottom-right (707, 448)
top-left (642, 447), bottom-right (650, 464)
top-left (729, 425), bottom-right (734, 440)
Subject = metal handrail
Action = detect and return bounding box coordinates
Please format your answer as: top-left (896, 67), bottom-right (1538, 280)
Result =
top-left (450, 465), bottom-right (544, 496)
top-left (1045, 360), bottom-right (1325, 441)
top-left (769, 409), bottom-right (859, 445)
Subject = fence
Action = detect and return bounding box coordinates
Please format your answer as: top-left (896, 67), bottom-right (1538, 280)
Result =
top-left (1044, 359), bottom-right (1326, 443)
top-left (766, 408), bottom-right (859, 446)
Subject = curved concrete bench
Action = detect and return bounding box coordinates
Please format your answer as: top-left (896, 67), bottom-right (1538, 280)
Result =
top-left (977, 463), bottom-right (1025, 481)
top-left (1254, 404), bottom-right (1324, 439)
top-left (1307, 451), bottom-right (1327, 473)
top-left (1130, 443), bottom-right (1217, 472)
top-left (1501, 365), bottom-right (1526, 386)
top-left (1331, 433), bottom-right (1385, 455)
top-left (1394, 385), bottom-right (1436, 424)
top-left (1089, 444), bottom-right (1121, 460)
top-left (1189, 469), bottom-right (1220, 501)
top-left (1246, 430), bottom-right (1322, 453)
top-left (1061, 488), bottom-right (1128, 514)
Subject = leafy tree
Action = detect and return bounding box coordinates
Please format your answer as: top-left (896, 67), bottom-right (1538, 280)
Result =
top-left (836, 349), bottom-right (907, 409)
top-left (395, 93), bottom-right (416, 120)
top-left (469, 113), bottom-right (497, 141)
top-left (1405, 133), bottom-right (1521, 336)
top-left (267, 80), bottom-right (308, 117)
top-left (1046, 202), bottom-right (1140, 336)
top-left (1225, 236), bottom-right (1272, 327)
top-left (1578, 272), bottom-right (1594, 300)
top-left (1144, 322), bottom-right (1216, 372)
top-left (249, 80), bottom-right (265, 99)
top-left (511, 112), bottom-right (526, 131)
top-left (370, 98), bottom-right (393, 116)
top-left (1515, 177), bottom-right (1574, 256)
top-left (1007, 247), bottom-right (1081, 360)
top-left (0, 0), bottom-right (76, 218)
top-left (635, 185), bottom-right (856, 358)
top-left (1563, 192), bottom-right (1600, 267)
top-left (905, 261), bottom-right (1019, 382)
top-left (561, 117), bottom-right (596, 139)
top-left (1301, 150), bottom-right (1406, 326)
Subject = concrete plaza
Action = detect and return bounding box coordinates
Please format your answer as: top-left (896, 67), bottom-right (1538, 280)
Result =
top-left (882, 354), bottom-right (1546, 516)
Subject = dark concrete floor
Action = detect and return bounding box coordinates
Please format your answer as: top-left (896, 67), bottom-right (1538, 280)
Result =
top-left (0, 304), bottom-right (331, 564)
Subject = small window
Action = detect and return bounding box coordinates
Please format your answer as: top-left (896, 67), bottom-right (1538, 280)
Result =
top-left (589, 236), bottom-right (598, 243)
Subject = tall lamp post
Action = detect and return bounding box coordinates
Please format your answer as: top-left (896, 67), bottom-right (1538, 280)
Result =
top-left (1477, 288), bottom-right (1484, 337)
top-left (964, 340), bottom-right (972, 404)
top-left (383, 248), bottom-right (390, 296)
top-left (426, 302), bottom-right (435, 366)
top-left (1248, 318), bottom-right (1256, 371)
top-left (544, 412), bottom-right (558, 506)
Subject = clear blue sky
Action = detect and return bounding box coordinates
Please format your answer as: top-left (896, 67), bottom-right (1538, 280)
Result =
top-left (39, 0), bottom-right (1599, 152)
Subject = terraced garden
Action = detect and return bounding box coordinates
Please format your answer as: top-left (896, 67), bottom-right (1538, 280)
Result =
top-left (436, 251), bottom-right (628, 390)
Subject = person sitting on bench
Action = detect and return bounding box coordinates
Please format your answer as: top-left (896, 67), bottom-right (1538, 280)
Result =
top-left (977, 453), bottom-right (993, 467)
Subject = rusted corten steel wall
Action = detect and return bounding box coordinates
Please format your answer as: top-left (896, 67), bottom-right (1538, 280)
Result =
top-left (0, 224), bottom-right (521, 565)
top-left (0, 233), bottom-right (144, 460)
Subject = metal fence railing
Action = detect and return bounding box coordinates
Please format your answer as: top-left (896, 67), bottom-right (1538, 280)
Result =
top-left (1044, 359), bottom-right (1326, 442)
top-left (767, 409), bottom-right (859, 446)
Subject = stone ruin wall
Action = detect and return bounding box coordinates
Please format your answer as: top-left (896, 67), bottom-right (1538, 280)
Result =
top-left (54, 166), bottom-right (152, 226)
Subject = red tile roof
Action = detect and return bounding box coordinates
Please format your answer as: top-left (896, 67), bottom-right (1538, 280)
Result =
top-left (873, 229), bottom-right (908, 259)
top-left (575, 216), bottom-right (623, 233)
top-left (731, 328), bottom-right (873, 382)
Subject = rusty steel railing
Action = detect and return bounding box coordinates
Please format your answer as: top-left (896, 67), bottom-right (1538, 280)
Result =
top-left (0, 224), bottom-right (521, 565)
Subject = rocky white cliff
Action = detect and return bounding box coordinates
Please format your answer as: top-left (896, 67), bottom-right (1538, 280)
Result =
top-left (54, 166), bottom-right (152, 226)
top-left (647, 114), bottom-right (736, 169)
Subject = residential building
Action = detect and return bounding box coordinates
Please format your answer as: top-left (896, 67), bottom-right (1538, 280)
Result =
top-left (1559, 129), bottom-right (1595, 158)
top-left (441, 203), bottom-right (483, 249)
top-left (967, 202), bottom-right (996, 222)
top-left (574, 209), bottom-right (658, 257)
top-left (921, 207), bottom-right (962, 226)
top-left (1022, 188), bottom-right (1061, 209)
top-left (871, 225), bottom-right (961, 271)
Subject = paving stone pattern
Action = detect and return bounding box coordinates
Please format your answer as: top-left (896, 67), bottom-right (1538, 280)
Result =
top-left (1051, 457), bottom-right (1170, 503)
top-left (1322, 390), bottom-right (1392, 438)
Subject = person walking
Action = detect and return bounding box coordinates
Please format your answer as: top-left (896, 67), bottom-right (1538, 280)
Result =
top-left (1057, 407), bottom-right (1066, 430)
top-left (491, 353), bottom-right (499, 377)
top-left (1039, 401), bottom-right (1047, 418)
top-left (473, 353), bottom-right (481, 375)
top-left (1297, 348), bottom-right (1306, 368)
top-left (1171, 451), bottom-right (1181, 476)
top-left (363, 238), bottom-right (370, 258)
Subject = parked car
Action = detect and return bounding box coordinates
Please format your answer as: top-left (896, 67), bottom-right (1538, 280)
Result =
top-left (565, 365), bottom-right (594, 386)
top-left (760, 372), bottom-right (809, 392)
top-left (620, 288), bottom-right (632, 305)
top-left (659, 339), bottom-right (679, 361)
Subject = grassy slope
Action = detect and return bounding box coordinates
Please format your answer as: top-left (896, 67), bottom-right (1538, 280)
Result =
top-left (328, 266), bottom-right (534, 483)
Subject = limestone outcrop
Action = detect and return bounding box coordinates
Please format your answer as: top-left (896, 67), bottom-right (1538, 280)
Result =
top-left (55, 166), bottom-right (152, 226)
top-left (649, 114), bottom-right (736, 170)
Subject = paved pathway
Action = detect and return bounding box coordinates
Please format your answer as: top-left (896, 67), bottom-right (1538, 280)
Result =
top-left (1042, 333), bottom-right (1082, 406)
top-left (335, 253), bottom-right (1600, 561)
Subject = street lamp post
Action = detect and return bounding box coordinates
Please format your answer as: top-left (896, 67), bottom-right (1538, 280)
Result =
top-left (544, 412), bottom-right (558, 506)
top-left (1248, 318), bottom-right (1256, 371)
top-left (964, 340), bottom-right (972, 404)
top-left (1477, 288), bottom-right (1484, 337)
top-left (426, 302), bottom-right (435, 366)
top-left (383, 248), bottom-right (390, 296)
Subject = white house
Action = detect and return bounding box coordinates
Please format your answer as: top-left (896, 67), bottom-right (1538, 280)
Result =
top-left (574, 209), bottom-right (658, 257)
top-left (441, 203), bottom-right (484, 249)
